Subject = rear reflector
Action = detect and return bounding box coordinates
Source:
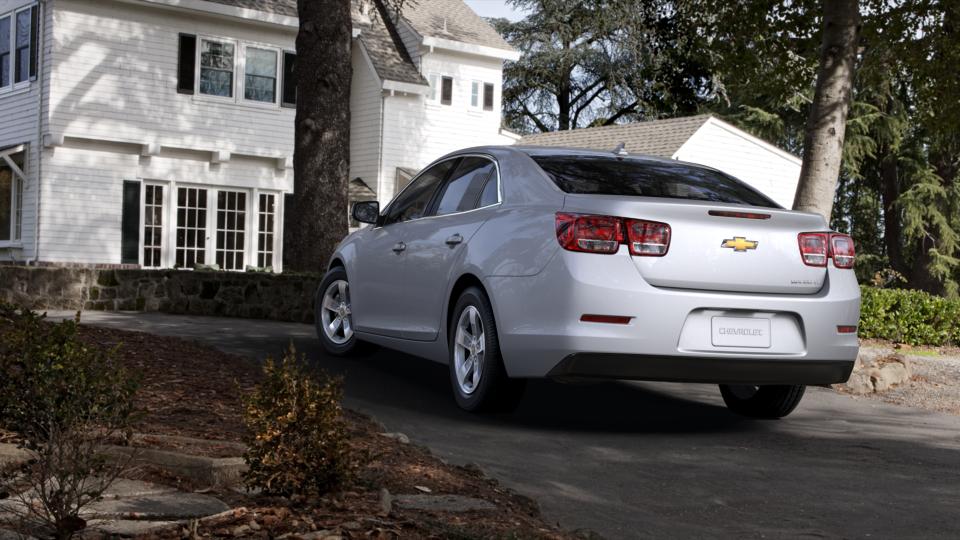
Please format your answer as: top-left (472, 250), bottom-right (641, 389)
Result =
top-left (581, 314), bottom-right (633, 324)
top-left (798, 232), bottom-right (856, 269)
top-left (837, 325), bottom-right (858, 334)
top-left (708, 210), bottom-right (771, 220)
top-left (556, 212), bottom-right (670, 256)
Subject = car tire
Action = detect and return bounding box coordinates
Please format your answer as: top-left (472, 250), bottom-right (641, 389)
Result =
top-left (448, 287), bottom-right (525, 413)
top-left (719, 384), bottom-right (806, 419)
top-left (315, 266), bottom-right (370, 356)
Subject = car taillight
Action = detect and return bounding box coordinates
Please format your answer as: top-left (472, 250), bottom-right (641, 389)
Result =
top-left (624, 219), bottom-right (671, 256)
top-left (556, 213), bottom-right (670, 256)
top-left (798, 232), bottom-right (855, 269)
top-left (830, 234), bottom-right (856, 269)
top-left (556, 213), bottom-right (622, 254)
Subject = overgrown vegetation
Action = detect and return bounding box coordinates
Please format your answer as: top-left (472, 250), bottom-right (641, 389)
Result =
top-left (0, 305), bottom-right (140, 539)
top-left (859, 286), bottom-right (960, 347)
top-left (242, 346), bottom-right (354, 497)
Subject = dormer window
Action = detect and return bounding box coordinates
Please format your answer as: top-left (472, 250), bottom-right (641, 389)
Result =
top-left (199, 38), bottom-right (235, 98)
top-left (440, 76), bottom-right (453, 105)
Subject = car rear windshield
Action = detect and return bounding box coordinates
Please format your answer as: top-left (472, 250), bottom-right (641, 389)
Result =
top-left (531, 155), bottom-right (780, 208)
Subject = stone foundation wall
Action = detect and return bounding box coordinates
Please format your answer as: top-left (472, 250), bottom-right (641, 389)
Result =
top-left (0, 266), bottom-right (321, 323)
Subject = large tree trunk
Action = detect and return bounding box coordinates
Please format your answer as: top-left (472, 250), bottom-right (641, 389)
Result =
top-left (284, 0), bottom-right (352, 273)
top-left (879, 146), bottom-right (906, 275)
top-left (792, 0), bottom-right (861, 221)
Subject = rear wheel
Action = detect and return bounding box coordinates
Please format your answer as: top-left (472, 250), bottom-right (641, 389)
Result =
top-left (719, 384), bottom-right (806, 419)
top-left (448, 287), bottom-right (525, 412)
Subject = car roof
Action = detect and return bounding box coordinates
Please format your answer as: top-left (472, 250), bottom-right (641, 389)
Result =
top-left (458, 144), bottom-right (727, 175)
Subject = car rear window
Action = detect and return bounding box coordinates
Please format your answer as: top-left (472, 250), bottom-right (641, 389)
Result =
top-left (531, 155), bottom-right (780, 208)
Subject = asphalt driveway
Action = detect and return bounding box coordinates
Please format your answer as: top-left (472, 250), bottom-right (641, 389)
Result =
top-left (50, 311), bottom-right (960, 539)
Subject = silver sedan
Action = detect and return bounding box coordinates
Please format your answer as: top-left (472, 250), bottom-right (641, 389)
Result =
top-left (316, 146), bottom-right (861, 418)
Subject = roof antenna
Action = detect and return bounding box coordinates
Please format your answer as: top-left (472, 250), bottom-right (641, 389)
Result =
top-left (612, 142), bottom-right (628, 156)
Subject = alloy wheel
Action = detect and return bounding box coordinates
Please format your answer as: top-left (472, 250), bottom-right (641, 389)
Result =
top-left (454, 305), bottom-right (485, 395)
top-left (320, 279), bottom-right (353, 345)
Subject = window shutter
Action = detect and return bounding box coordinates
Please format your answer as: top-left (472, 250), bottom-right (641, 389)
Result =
top-left (281, 51), bottom-right (296, 108)
top-left (483, 83), bottom-right (494, 111)
top-left (440, 76), bottom-right (453, 105)
top-left (177, 33), bottom-right (196, 95)
top-left (121, 181), bottom-right (141, 265)
top-left (29, 6), bottom-right (38, 80)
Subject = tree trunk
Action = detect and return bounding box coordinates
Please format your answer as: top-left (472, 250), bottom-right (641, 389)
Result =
top-left (879, 146), bottom-right (906, 275)
top-left (792, 0), bottom-right (861, 221)
top-left (284, 0), bottom-right (352, 273)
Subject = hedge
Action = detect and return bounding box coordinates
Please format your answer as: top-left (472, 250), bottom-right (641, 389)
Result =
top-left (858, 286), bottom-right (960, 346)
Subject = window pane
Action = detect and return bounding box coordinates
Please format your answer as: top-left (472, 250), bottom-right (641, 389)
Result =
top-left (470, 81), bottom-right (479, 107)
top-left (383, 160), bottom-right (454, 225)
top-left (216, 190), bottom-right (247, 270)
top-left (14, 10), bottom-right (28, 83)
top-left (479, 173), bottom-right (499, 207)
top-left (531, 155), bottom-right (779, 208)
top-left (483, 83), bottom-right (494, 110)
top-left (200, 40), bottom-right (234, 97)
top-left (434, 157), bottom-right (494, 216)
top-left (245, 48), bottom-right (277, 102)
top-left (0, 17), bottom-right (10, 87)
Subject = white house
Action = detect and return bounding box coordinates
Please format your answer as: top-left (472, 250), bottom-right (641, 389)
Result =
top-left (521, 115), bottom-right (802, 209)
top-left (0, 0), bottom-right (518, 271)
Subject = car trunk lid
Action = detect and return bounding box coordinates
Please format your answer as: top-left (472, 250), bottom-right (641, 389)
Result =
top-left (563, 195), bottom-right (829, 294)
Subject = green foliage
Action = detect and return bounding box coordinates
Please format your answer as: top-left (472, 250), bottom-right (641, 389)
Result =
top-left (859, 286), bottom-right (960, 346)
top-left (0, 305), bottom-right (140, 447)
top-left (242, 346), bottom-right (353, 497)
top-left (0, 304), bottom-right (140, 540)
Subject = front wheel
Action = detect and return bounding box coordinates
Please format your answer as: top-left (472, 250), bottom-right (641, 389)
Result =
top-left (719, 384), bottom-right (806, 419)
top-left (315, 266), bottom-right (362, 356)
top-left (448, 287), bottom-right (525, 412)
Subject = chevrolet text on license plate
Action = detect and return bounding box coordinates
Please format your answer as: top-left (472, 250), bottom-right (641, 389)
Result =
top-left (711, 317), bottom-right (771, 348)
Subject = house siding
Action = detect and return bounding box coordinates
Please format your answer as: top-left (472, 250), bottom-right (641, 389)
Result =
top-left (0, 0), bottom-right (50, 263)
top-left (673, 120), bottom-right (801, 209)
top-left (349, 43), bottom-right (383, 196)
top-left (379, 49), bottom-right (511, 202)
top-left (37, 0), bottom-right (298, 267)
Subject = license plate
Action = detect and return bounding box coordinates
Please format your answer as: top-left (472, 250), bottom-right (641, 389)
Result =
top-left (711, 317), bottom-right (771, 348)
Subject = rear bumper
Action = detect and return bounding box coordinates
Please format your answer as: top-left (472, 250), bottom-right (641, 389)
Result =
top-left (548, 353), bottom-right (854, 385)
top-left (487, 247), bottom-right (861, 380)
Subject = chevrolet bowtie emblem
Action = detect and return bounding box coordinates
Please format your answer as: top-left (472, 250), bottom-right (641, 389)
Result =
top-left (721, 236), bottom-right (759, 252)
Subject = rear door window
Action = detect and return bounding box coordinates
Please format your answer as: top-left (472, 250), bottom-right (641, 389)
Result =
top-left (432, 157), bottom-right (496, 216)
top-left (531, 155), bottom-right (779, 208)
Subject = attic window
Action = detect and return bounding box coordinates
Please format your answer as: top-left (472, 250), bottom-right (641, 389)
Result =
top-left (483, 83), bottom-right (494, 111)
top-left (440, 76), bottom-right (453, 106)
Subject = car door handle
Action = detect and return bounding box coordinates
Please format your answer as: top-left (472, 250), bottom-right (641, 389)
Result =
top-left (445, 234), bottom-right (463, 246)
top-left (392, 241), bottom-right (406, 253)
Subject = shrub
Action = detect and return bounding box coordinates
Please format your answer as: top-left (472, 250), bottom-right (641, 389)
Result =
top-left (242, 345), bottom-right (354, 497)
top-left (0, 305), bottom-right (140, 539)
top-left (859, 286), bottom-right (960, 346)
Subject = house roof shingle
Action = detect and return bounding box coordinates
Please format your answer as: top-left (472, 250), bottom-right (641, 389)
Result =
top-left (520, 115), bottom-right (714, 158)
top-left (399, 0), bottom-right (514, 52)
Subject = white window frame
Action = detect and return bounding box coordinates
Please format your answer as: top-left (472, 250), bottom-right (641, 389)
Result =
top-left (139, 182), bottom-right (166, 268)
top-left (196, 36), bottom-right (238, 102)
top-left (255, 191), bottom-right (279, 270)
top-left (146, 182), bottom-right (282, 272)
top-left (0, 4), bottom-right (35, 95)
top-left (469, 80), bottom-right (481, 109)
top-left (0, 144), bottom-right (25, 247)
top-left (240, 43), bottom-right (281, 107)
top-left (427, 72), bottom-right (440, 102)
top-left (194, 34), bottom-right (283, 109)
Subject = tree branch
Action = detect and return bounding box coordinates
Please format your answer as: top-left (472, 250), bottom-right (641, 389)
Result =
top-left (601, 100), bottom-right (640, 126)
top-left (522, 102), bottom-right (552, 132)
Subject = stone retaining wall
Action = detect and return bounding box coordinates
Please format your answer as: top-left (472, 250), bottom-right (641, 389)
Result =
top-left (0, 266), bottom-right (321, 323)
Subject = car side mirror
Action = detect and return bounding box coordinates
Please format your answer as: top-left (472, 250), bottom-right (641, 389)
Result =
top-left (352, 200), bottom-right (380, 225)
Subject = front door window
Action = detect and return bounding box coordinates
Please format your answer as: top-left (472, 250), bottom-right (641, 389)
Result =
top-left (216, 190), bottom-right (246, 271)
top-left (175, 187), bottom-right (207, 268)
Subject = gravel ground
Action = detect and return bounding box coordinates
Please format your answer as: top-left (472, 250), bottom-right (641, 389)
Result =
top-left (846, 346), bottom-right (960, 416)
